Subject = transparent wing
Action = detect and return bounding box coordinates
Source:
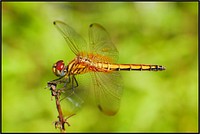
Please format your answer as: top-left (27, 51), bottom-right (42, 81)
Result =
top-left (60, 88), bottom-right (84, 116)
top-left (54, 20), bottom-right (89, 55)
top-left (88, 23), bottom-right (123, 115)
top-left (91, 72), bottom-right (123, 115)
top-left (88, 23), bottom-right (119, 62)
top-left (58, 74), bottom-right (90, 115)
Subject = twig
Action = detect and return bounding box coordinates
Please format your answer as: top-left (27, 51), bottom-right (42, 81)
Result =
top-left (48, 83), bottom-right (74, 133)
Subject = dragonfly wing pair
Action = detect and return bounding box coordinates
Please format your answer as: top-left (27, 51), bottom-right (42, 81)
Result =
top-left (54, 21), bottom-right (123, 115)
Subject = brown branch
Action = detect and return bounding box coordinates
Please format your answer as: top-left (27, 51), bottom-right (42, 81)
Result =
top-left (50, 84), bottom-right (66, 133)
top-left (48, 83), bottom-right (74, 133)
top-left (47, 78), bottom-right (76, 133)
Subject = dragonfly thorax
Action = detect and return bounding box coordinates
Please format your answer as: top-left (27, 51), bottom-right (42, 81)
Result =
top-left (52, 60), bottom-right (67, 77)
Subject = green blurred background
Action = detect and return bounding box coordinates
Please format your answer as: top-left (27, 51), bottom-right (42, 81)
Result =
top-left (2, 2), bottom-right (198, 132)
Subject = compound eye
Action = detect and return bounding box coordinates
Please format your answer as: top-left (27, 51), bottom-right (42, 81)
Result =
top-left (56, 60), bottom-right (64, 71)
top-left (52, 60), bottom-right (66, 77)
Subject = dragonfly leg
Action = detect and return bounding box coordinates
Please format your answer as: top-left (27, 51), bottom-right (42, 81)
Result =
top-left (59, 75), bottom-right (79, 102)
top-left (47, 76), bottom-right (66, 87)
top-left (57, 77), bottom-right (71, 94)
top-left (72, 75), bottom-right (79, 91)
top-left (47, 78), bottom-right (67, 99)
top-left (60, 75), bottom-right (79, 94)
top-left (64, 75), bottom-right (79, 97)
top-left (62, 76), bottom-right (70, 89)
top-left (48, 75), bottom-right (81, 103)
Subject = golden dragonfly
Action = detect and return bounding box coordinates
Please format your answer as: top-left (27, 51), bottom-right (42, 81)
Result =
top-left (48, 21), bottom-right (165, 116)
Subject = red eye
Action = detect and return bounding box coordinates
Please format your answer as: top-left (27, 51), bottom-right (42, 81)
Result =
top-left (56, 60), bottom-right (64, 71)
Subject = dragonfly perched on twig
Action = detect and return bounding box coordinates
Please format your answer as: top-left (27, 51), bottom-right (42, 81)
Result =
top-left (47, 21), bottom-right (165, 116)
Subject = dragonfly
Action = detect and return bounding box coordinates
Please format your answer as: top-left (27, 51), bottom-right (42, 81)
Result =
top-left (48, 20), bottom-right (166, 116)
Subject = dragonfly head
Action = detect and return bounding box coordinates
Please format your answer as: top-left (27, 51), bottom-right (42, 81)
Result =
top-left (52, 60), bottom-right (67, 77)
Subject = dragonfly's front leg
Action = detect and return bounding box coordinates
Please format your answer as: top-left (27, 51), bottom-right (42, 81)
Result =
top-left (47, 77), bottom-right (65, 87)
top-left (47, 76), bottom-right (69, 98)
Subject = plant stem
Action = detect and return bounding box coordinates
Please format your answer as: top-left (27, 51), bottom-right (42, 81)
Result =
top-left (50, 84), bottom-right (66, 133)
